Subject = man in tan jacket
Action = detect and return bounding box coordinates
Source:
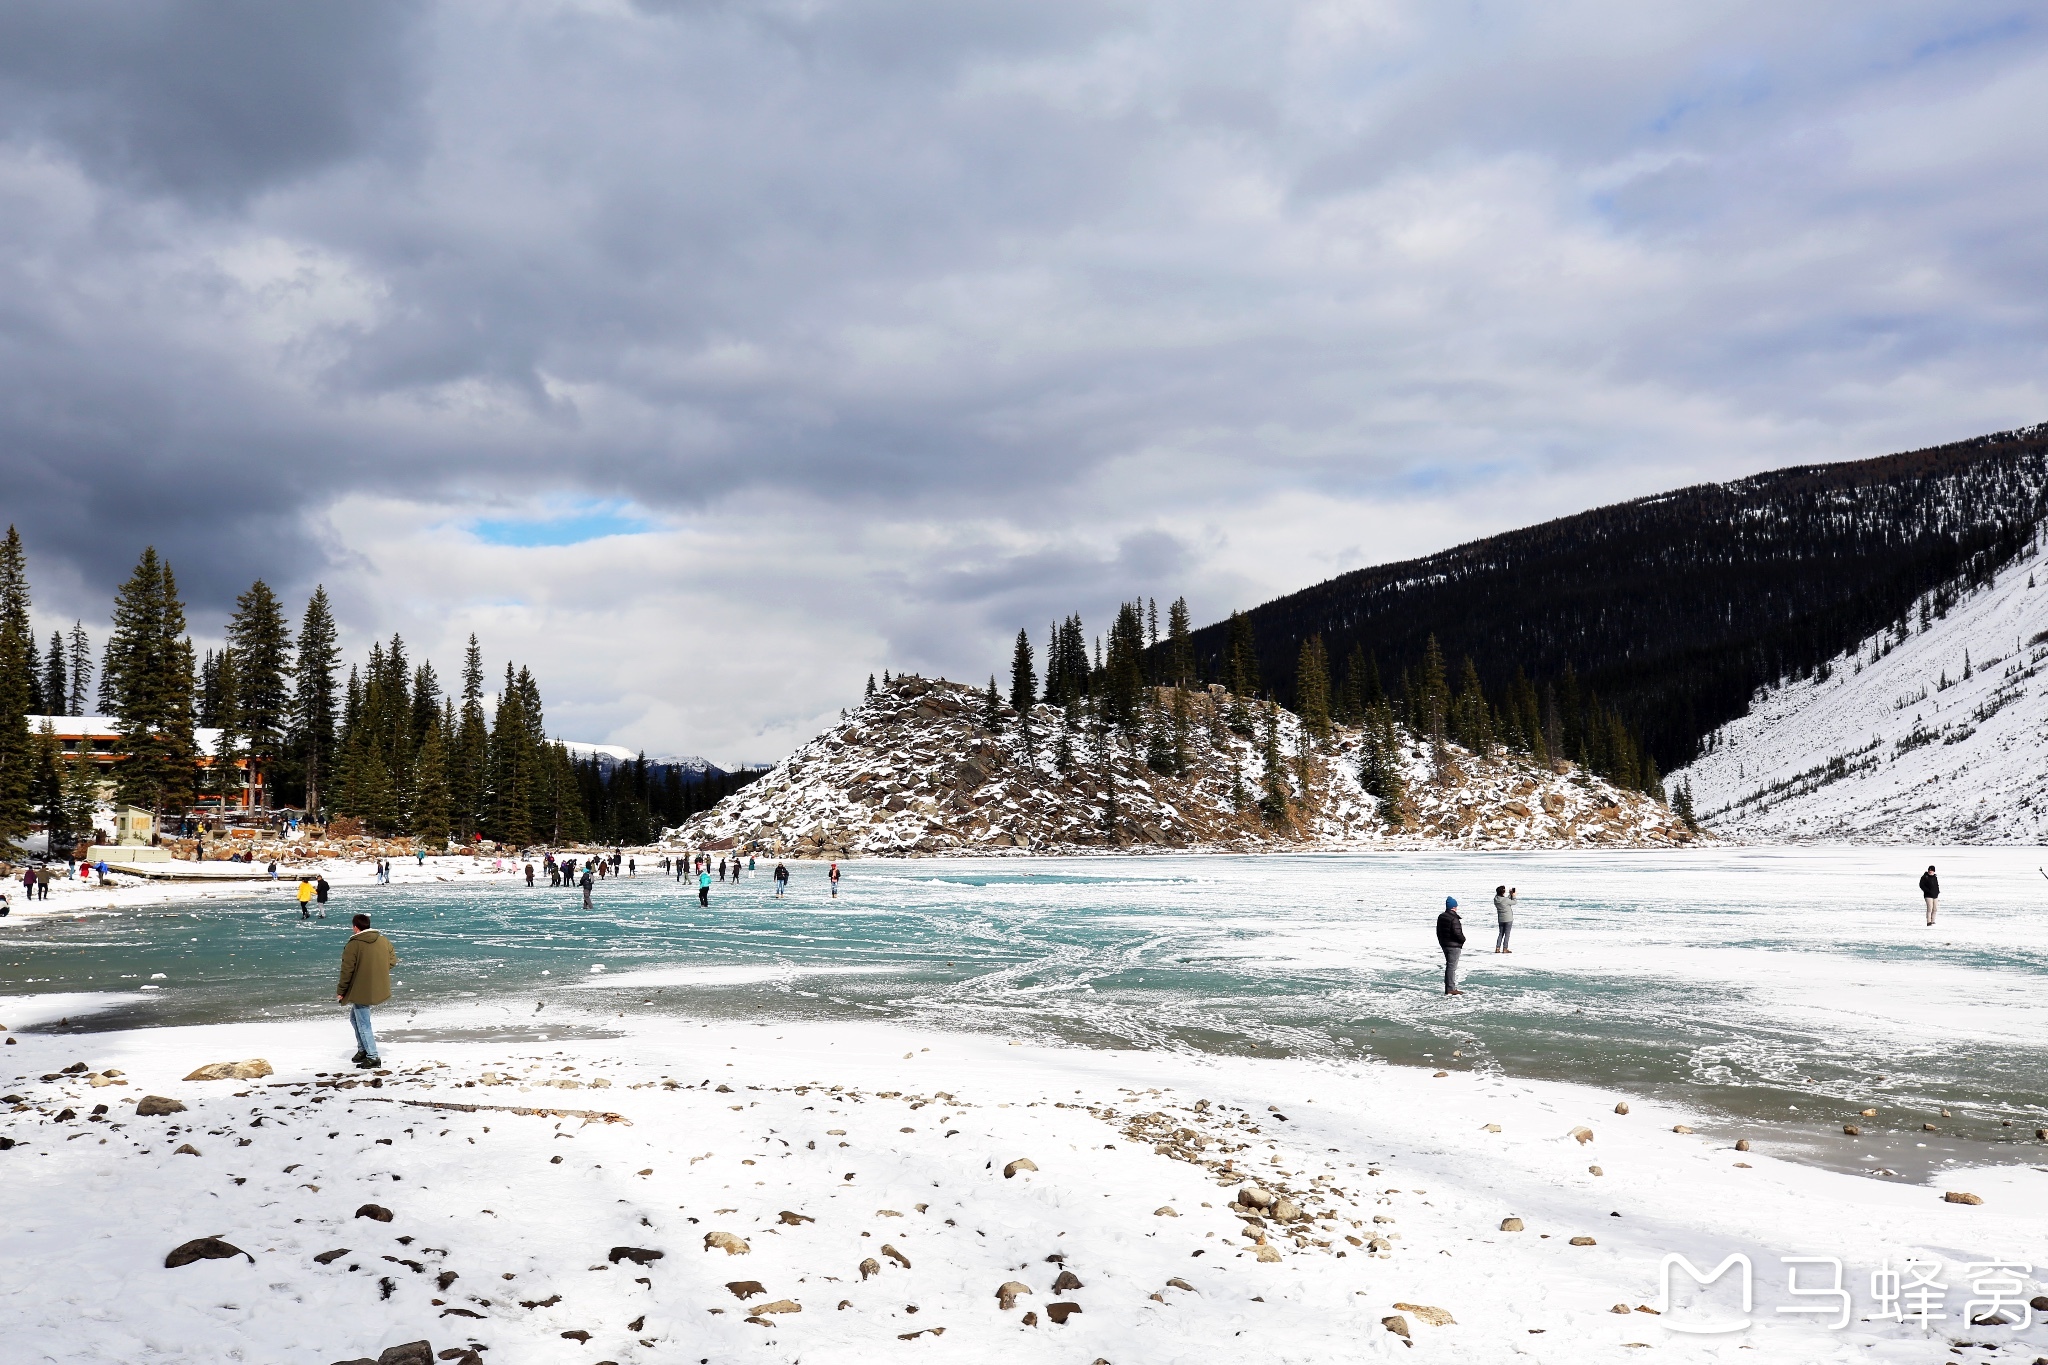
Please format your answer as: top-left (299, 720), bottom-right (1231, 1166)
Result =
top-left (337, 913), bottom-right (397, 1069)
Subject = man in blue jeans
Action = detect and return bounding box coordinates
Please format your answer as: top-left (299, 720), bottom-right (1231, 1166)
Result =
top-left (336, 912), bottom-right (398, 1069)
top-left (1436, 896), bottom-right (1466, 996)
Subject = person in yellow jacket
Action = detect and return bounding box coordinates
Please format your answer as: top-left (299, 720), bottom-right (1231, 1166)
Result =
top-left (337, 913), bottom-right (397, 1068)
top-left (296, 877), bottom-right (315, 918)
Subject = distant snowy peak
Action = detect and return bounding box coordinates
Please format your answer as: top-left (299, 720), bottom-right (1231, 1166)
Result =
top-left (665, 676), bottom-right (1697, 856)
top-left (560, 741), bottom-right (718, 773)
top-left (1671, 522), bottom-right (2048, 843)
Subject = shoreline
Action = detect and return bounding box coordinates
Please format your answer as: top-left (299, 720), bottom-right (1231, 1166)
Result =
top-left (5, 1006), bottom-right (2043, 1363)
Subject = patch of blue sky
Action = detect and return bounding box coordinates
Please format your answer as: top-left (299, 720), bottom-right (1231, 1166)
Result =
top-left (468, 500), bottom-right (657, 547)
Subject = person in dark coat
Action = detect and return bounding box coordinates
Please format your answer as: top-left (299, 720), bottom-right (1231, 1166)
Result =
top-left (1437, 896), bottom-right (1466, 995)
top-left (1919, 865), bottom-right (1939, 926)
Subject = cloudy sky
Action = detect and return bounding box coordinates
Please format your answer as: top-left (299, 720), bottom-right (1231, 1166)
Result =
top-left (3, 1), bottom-right (2043, 762)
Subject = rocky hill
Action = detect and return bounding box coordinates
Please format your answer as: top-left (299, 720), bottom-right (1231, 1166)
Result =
top-left (668, 677), bottom-right (1699, 857)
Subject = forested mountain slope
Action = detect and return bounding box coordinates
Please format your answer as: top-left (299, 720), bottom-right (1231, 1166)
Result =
top-left (669, 675), bottom-right (1696, 856)
top-left (1668, 532), bottom-right (2048, 843)
top-left (1187, 425), bottom-right (2048, 775)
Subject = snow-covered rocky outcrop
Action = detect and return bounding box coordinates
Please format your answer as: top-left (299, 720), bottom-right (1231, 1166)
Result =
top-left (668, 676), bottom-right (1697, 856)
top-left (1671, 529), bottom-right (2048, 842)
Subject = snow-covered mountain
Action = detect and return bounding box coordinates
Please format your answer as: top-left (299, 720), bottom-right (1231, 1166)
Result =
top-left (560, 741), bottom-right (719, 774)
top-left (667, 675), bottom-right (1697, 857)
top-left (1670, 525), bottom-right (2048, 842)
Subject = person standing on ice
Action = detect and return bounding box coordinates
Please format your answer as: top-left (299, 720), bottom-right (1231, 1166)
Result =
top-left (773, 861), bottom-right (789, 897)
top-left (1437, 896), bottom-right (1466, 995)
top-left (580, 862), bottom-right (594, 909)
top-left (1919, 865), bottom-right (1940, 925)
top-left (336, 912), bottom-right (397, 1069)
top-left (1492, 884), bottom-right (1513, 953)
top-left (698, 865), bottom-right (711, 907)
top-left (829, 862), bottom-right (840, 898)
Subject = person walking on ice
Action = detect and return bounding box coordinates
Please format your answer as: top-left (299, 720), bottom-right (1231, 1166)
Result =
top-left (698, 865), bottom-right (711, 907)
top-left (336, 912), bottom-right (397, 1070)
top-left (1492, 884), bottom-right (1514, 952)
top-left (829, 861), bottom-right (840, 898)
top-left (297, 877), bottom-right (315, 919)
top-left (1438, 896), bottom-right (1466, 995)
top-left (1919, 865), bottom-right (1940, 925)
top-left (773, 861), bottom-right (789, 897)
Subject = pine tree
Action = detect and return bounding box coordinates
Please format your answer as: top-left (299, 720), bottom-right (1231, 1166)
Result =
top-left (67, 622), bottom-right (92, 715)
top-left (292, 587), bottom-right (340, 816)
top-left (0, 528), bottom-right (30, 840)
top-left (1359, 700), bottom-right (1406, 826)
top-left (983, 675), bottom-right (1003, 729)
top-left (1008, 629), bottom-right (1036, 713)
top-left (1225, 611), bottom-right (1259, 697)
top-left (865, 673), bottom-right (876, 697)
top-left (43, 631), bottom-right (67, 717)
top-left (31, 720), bottom-right (66, 847)
top-left (1104, 602), bottom-right (1145, 735)
top-left (1168, 684), bottom-right (1191, 776)
top-left (1295, 635), bottom-right (1332, 742)
top-left (1144, 686), bottom-right (1174, 774)
top-left (1166, 597), bottom-right (1193, 687)
top-left (209, 646), bottom-right (245, 809)
top-left (452, 636), bottom-right (488, 840)
top-left (1452, 656), bottom-right (1493, 757)
top-left (24, 630), bottom-right (42, 714)
top-left (226, 581), bottom-right (293, 784)
top-left (1339, 643), bottom-right (1368, 728)
top-left (410, 704), bottom-right (452, 844)
top-left (1674, 779), bottom-right (1698, 831)
top-left (105, 548), bottom-right (197, 821)
top-left (1259, 702), bottom-right (1289, 826)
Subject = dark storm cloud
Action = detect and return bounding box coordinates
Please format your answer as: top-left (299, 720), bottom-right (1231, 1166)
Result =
top-left (1, 0), bottom-right (2045, 663)
top-left (0, 0), bottom-right (421, 204)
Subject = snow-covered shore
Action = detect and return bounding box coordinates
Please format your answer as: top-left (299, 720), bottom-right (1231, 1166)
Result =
top-left (4, 1007), bottom-right (2044, 1364)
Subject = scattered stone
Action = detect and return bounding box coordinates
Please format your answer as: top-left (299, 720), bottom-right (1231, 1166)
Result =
top-left (1734, 1139), bottom-right (1750, 1151)
top-left (756, 1299), bottom-right (801, 1315)
top-left (608, 1246), bottom-right (664, 1265)
top-left (1611, 1303), bottom-right (1632, 1314)
top-left (1482, 1123), bottom-right (1502, 1133)
top-left (1394, 1302), bottom-right (1455, 1326)
top-left (1052, 1269), bottom-right (1083, 1293)
top-left (1381, 1314), bottom-right (1410, 1339)
top-left (1922, 1123), bottom-right (1937, 1132)
top-left (1569, 1236), bottom-right (1597, 1246)
top-left (704, 1232), bottom-right (750, 1255)
top-left (1588, 1166), bottom-right (1604, 1176)
top-left (1673, 1124), bottom-right (1695, 1134)
top-left (1943, 1191), bottom-right (1982, 1206)
top-left (173, 1142), bottom-right (201, 1156)
top-left (519, 1295), bottom-right (562, 1309)
top-left (1271, 1199), bottom-right (1303, 1223)
top-left (135, 1095), bottom-right (187, 1117)
top-left (1255, 1244), bottom-right (1283, 1262)
top-left (1166, 1278), bottom-right (1194, 1292)
top-left (165, 1236), bottom-right (252, 1268)
top-left (727, 1281), bottom-right (766, 1300)
top-left (2030, 1295), bottom-right (2048, 1312)
top-left (1021, 1311), bottom-right (1039, 1327)
top-left (1046, 1302), bottom-right (1082, 1324)
top-left (1154, 1206), bottom-right (1178, 1217)
top-left (1860, 1108), bottom-right (1877, 1117)
top-left (356, 1204), bottom-right (395, 1222)
top-left (1236, 1185), bottom-right (1273, 1209)
top-left (376, 1344), bottom-right (433, 1365)
top-left (859, 1257), bottom-right (882, 1280)
top-left (1003, 1158), bottom-right (1038, 1179)
top-left (778, 1210), bottom-right (814, 1225)
top-left (436, 1270), bottom-right (458, 1290)
top-left (1500, 1217), bottom-right (1524, 1232)
top-left (560, 1331), bottom-right (590, 1343)
top-left (183, 1059), bottom-right (275, 1082)
top-left (881, 1244), bottom-right (911, 1269)
top-left (1614, 1103), bottom-right (1629, 1115)
top-left (314, 1249), bottom-right (351, 1265)
top-left (1569, 1126), bottom-right (1593, 1145)
top-left (997, 1281), bottom-right (1033, 1309)
top-left (1842, 1125), bottom-right (1860, 1136)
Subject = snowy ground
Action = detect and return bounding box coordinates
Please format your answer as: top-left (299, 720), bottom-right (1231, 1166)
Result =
top-left (5, 1007), bottom-right (2048, 1364)
top-left (1673, 535), bottom-right (2048, 842)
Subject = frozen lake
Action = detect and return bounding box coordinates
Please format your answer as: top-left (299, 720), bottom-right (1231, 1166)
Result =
top-left (6, 846), bottom-right (2045, 1178)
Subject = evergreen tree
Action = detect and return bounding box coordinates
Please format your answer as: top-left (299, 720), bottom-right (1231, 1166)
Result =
top-left (1359, 700), bottom-right (1406, 826)
top-left (452, 636), bottom-right (489, 840)
top-left (1104, 602), bottom-right (1145, 734)
top-left (1008, 629), bottom-right (1036, 713)
top-left (1416, 635), bottom-right (1451, 773)
top-left (1451, 656), bottom-right (1494, 757)
top-left (1224, 611), bottom-right (1260, 697)
top-left (292, 587), bottom-right (340, 816)
top-left (68, 622), bottom-right (92, 715)
top-left (208, 646), bottom-right (245, 809)
top-left (410, 705), bottom-right (453, 844)
top-left (1674, 778), bottom-right (1698, 831)
top-left (42, 631), bottom-right (66, 717)
top-left (0, 528), bottom-right (30, 840)
top-left (865, 673), bottom-right (876, 697)
top-left (24, 630), bottom-right (42, 714)
top-left (983, 675), bottom-right (1003, 730)
top-left (30, 720), bottom-right (67, 847)
top-left (486, 664), bottom-right (535, 846)
top-left (226, 581), bottom-right (293, 779)
top-left (1168, 684), bottom-right (1191, 776)
top-left (1258, 702), bottom-right (1289, 825)
top-left (1295, 635), bottom-right (1332, 741)
top-left (1144, 686), bottom-right (1175, 774)
top-left (1339, 643), bottom-right (1368, 727)
top-left (1165, 597), bottom-right (1193, 687)
top-left (105, 548), bottom-right (197, 820)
